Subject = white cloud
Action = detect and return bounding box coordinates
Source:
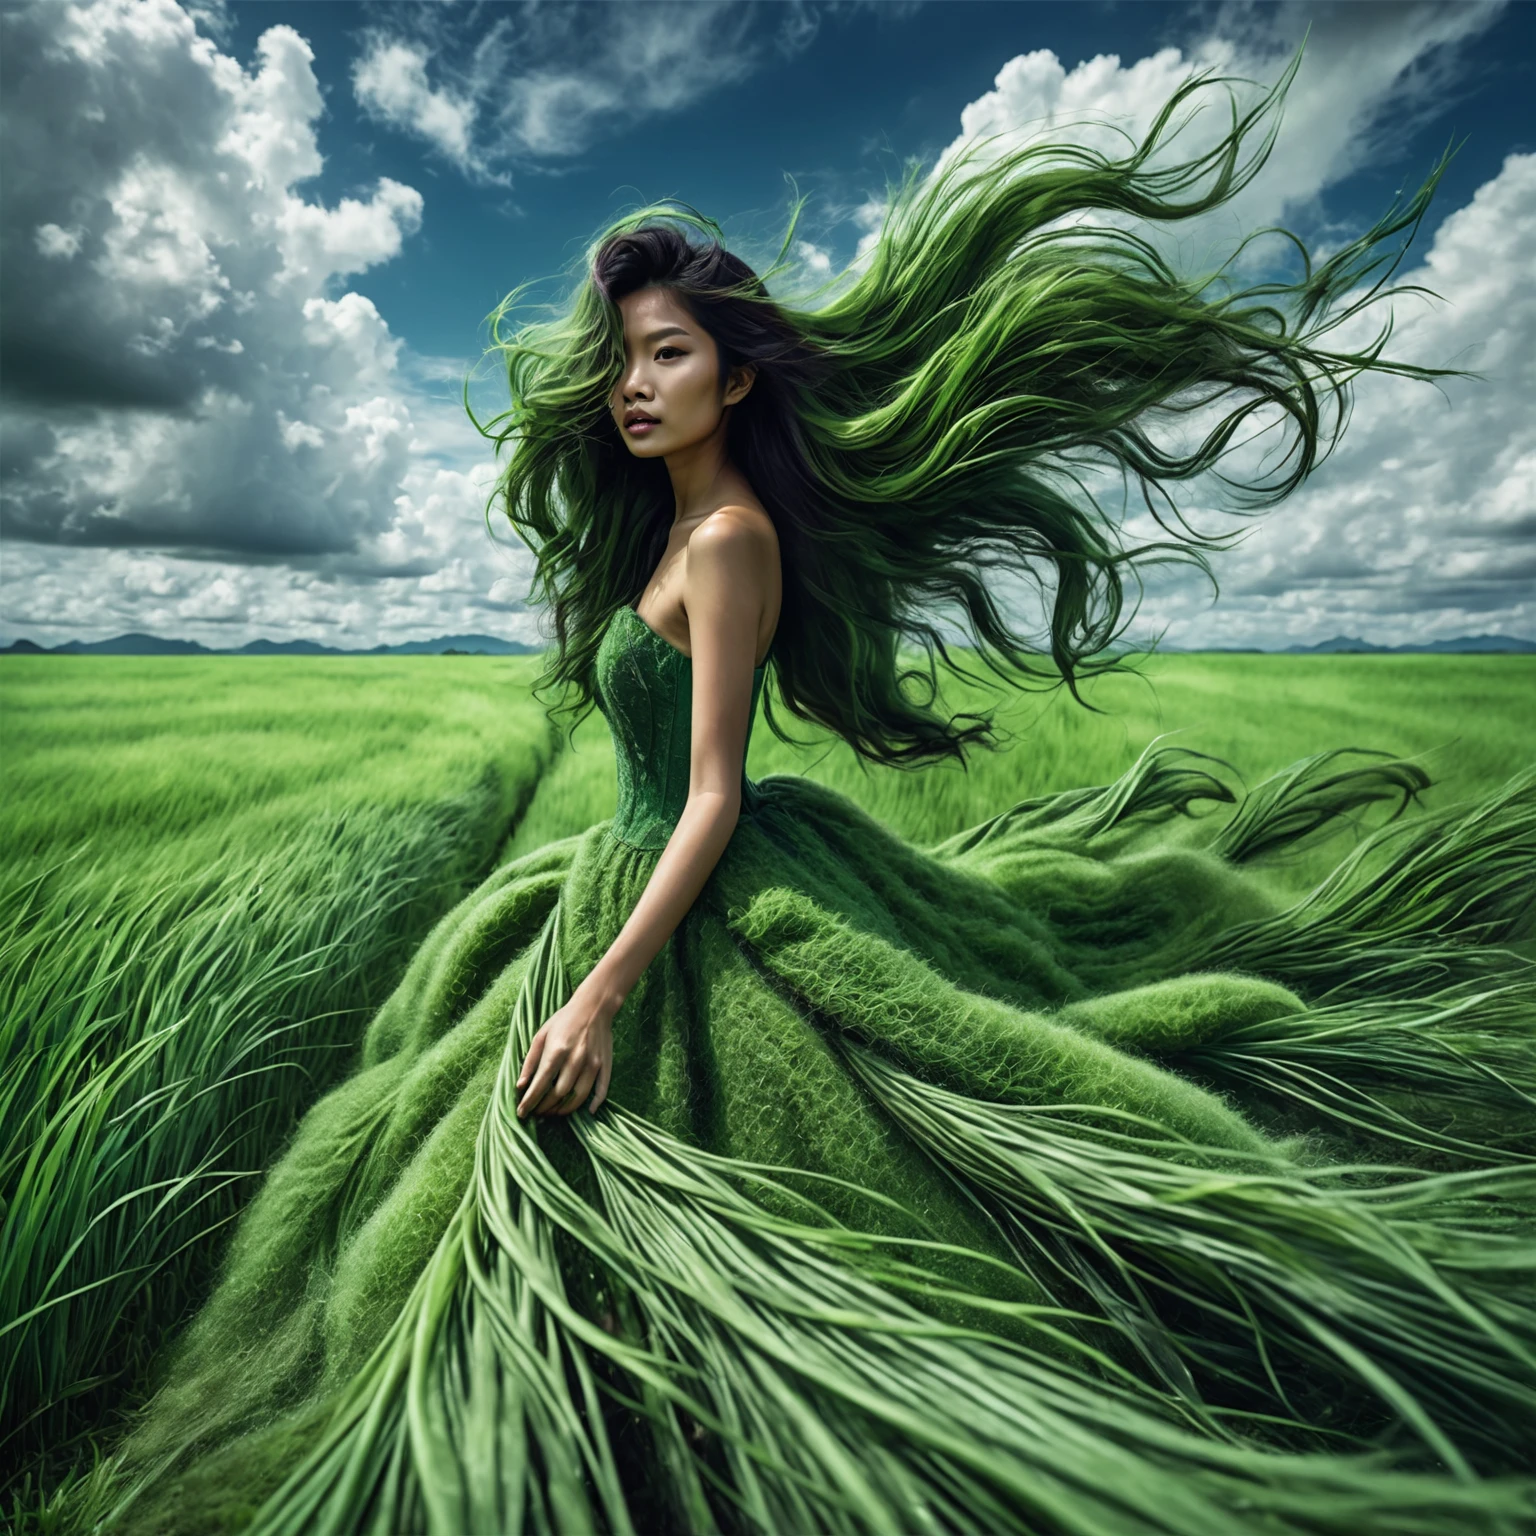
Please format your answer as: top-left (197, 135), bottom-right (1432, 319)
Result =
top-left (348, 1), bottom-right (793, 179)
top-left (181, 572), bottom-right (243, 620)
top-left (277, 412), bottom-right (325, 451)
top-left (905, 1), bottom-right (1530, 648)
top-left (0, 0), bottom-right (535, 648)
top-left (0, 535), bottom-right (540, 650)
top-left (909, 2), bottom-right (1504, 275)
top-left (274, 177), bottom-right (423, 287)
top-left (95, 155), bottom-right (230, 318)
top-left (850, 193), bottom-right (891, 265)
top-left (34, 223), bottom-right (83, 259)
top-left (1140, 149), bottom-right (1535, 649)
top-left (352, 39), bottom-right (486, 180)
top-left (792, 239), bottom-right (833, 278)
top-left (0, 0), bottom-right (530, 630)
top-left (214, 20), bottom-right (324, 191)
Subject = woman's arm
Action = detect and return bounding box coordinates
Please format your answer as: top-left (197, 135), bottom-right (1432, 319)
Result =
top-left (515, 509), bottom-right (775, 1119)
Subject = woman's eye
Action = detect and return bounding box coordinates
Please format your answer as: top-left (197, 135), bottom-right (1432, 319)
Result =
top-left (656, 346), bottom-right (682, 359)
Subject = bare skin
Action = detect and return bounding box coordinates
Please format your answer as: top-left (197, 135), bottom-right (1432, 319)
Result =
top-left (516, 283), bottom-right (782, 1120)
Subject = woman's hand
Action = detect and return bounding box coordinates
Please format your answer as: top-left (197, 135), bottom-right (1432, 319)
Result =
top-left (515, 988), bottom-right (615, 1119)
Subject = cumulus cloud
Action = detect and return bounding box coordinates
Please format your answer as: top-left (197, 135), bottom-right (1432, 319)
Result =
top-left (352, 39), bottom-right (487, 180)
top-left (1140, 149), bottom-right (1536, 648)
top-left (34, 223), bottom-right (85, 259)
top-left (0, 1), bottom-right (427, 553)
top-left (945, 1), bottom-right (1498, 196)
top-left (0, 0), bottom-right (538, 647)
top-left (843, 1), bottom-right (1504, 275)
top-left (885, 0), bottom-right (1529, 648)
top-left (2, 0), bottom-right (1524, 652)
top-left (0, 532), bottom-right (534, 650)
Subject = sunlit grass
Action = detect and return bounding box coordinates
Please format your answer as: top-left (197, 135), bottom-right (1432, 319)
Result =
top-left (509, 654), bottom-right (1536, 894)
top-left (0, 657), bottom-right (557, 1490)
top-left (2, 650), bottom-right (1531, 1517)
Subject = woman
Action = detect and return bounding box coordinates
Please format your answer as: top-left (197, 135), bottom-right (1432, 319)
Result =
top-left (88, 61), bottom-right (1533, 1535)
top-left (508, 273), bottom-right (779, 1130)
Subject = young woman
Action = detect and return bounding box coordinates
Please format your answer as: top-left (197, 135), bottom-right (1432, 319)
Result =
top-left (88, 60), bottom-right (1533, 1535)
top-left (507, 273), bottom-right (779, 1129)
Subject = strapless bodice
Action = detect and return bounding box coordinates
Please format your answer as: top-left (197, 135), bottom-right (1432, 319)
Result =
top-left (595, 604), bottom-right (768, 850)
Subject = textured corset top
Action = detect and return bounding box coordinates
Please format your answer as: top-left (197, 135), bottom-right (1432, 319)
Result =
top-left (596, 603), bottom-right (769, 850)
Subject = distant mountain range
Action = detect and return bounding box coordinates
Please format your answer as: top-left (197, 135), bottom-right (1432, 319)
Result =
top-left (1144, 634), bottom-right (1536, 655)
top-left (1278, 634), bottom-right (1536, 654)
top-left (1, 630), bottom-right (1532, 658)
top-left (0, 632), bottom-right (539, 657)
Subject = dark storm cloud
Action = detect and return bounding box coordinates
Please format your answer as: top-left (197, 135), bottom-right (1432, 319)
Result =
top-left (0, 2), bottom-right (259, 414)
top-left (0, 336), bottom-right (201, 414)
top-left (0, 0), bottom-right (425, 563)
top-left (1233, 551), bottom-right (1382, 597)
top-left (0, 416), bottom-right (57, 482)
top-left (1476, 513), bottom-right (1536, 544)
top-left (1400, 553), bottom-right (1536, 611)
top-left (0, 477), bottom-right (359, 556)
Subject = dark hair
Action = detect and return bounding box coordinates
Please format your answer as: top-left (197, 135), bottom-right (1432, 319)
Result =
top-left (589, 223), bottom-right (876, 752)
top-left (476, 56), bottom-right (1462, 768)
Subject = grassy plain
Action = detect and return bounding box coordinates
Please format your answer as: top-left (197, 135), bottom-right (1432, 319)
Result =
top-left (0, 658), bottom-right (558, 1497)
top-left (2, 651), bottom-right (1532, 1511)
top-left (510, 652), bottom-right (1536, 890)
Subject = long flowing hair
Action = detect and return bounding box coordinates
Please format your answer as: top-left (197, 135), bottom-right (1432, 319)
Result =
top-left (472, 50), bottom-right (1460, 768)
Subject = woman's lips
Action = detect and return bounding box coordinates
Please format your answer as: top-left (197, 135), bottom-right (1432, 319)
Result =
top-left (625, 418), bottom-right (658, 435)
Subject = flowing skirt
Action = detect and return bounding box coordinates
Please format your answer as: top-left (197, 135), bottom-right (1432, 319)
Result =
top-left (94, 746), bottom-right (1536, 1535)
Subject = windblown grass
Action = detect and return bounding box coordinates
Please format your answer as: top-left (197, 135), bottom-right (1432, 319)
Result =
top-left (0, 658), bottom-right (556, 1495)
top-left (144, 885), bottom-right (1533, 1536)
top-left (2, 651), bottom-right (1530, 1527)
top-left (506, 654), bottom-right (1536, 891)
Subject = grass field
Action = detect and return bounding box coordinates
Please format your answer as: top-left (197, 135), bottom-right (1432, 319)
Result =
top-left (2, 651), bottom-right (1532, 1513)
top-left (510, 652), bottom-right (1536, 888)
top-left (0, 658), bottom-right (559, 1502)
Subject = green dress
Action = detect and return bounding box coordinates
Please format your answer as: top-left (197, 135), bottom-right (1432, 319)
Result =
top-left (104, 602), bottom-right (1535, 1535)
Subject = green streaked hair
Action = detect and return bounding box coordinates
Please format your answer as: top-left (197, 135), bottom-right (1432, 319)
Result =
top-left (472, 48), bottom-right (1461, 768)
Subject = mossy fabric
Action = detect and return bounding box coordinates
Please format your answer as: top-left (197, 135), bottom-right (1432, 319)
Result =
top-left (97, 606), bottom-right (1534, 1535)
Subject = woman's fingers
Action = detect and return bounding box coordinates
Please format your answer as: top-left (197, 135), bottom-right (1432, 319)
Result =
top-left (538, 1053), bottom-right (589, 1117)
top-left (517, 1040), bottom-right (566, 1118)
top-left (550, 1061), bottom-right (598, 1117)
top-left (514, 1011), bottom-right (611, 1119)
top-left (516, 1026), bottom-right (547, 1091)
top-left (589, 1055), bottom-right (612, 1114)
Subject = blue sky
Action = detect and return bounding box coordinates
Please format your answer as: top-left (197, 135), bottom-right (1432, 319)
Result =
top-left (2, 0), bottom-right (1532, 649)
top-left (226, 1), bottom-right (1534, 365)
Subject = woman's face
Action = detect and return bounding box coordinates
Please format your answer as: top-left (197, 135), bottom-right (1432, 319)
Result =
top-left (609, 284), bottom-right (753, 458)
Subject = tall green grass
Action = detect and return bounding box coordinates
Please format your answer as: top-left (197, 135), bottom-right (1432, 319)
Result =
top-left (509, 653), bottom-right (1536, 896)
top-left (0, 659), bottom-right (557, 1491)
top-left (3, 651), bottom-right (1530, 1519)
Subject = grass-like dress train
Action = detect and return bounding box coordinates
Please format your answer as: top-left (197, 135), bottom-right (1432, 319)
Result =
top-left (93, 601), bottom-right (1535, 1535)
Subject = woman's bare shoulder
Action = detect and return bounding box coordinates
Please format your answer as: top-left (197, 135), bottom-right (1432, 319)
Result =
top-left (689, 502), bottom-right (777, 551)
top-left (684, 504), bottom-right (780, 583)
